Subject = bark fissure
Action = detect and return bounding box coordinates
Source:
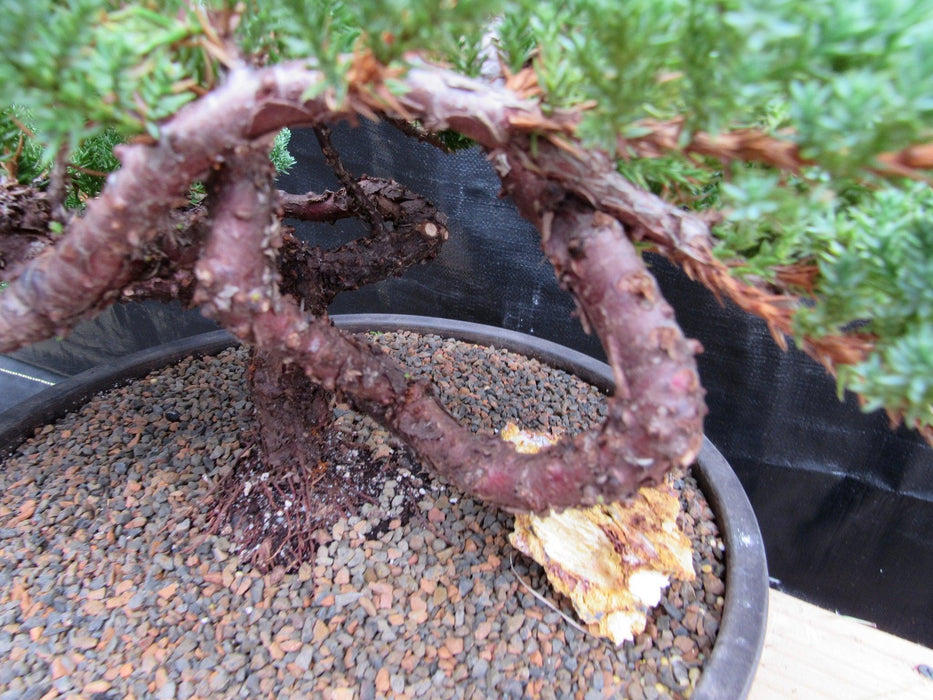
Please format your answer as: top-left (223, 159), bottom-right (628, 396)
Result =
top-left (2, 57), bottom-right (716, 512)
top-left (278, 177), bottom-right (448, 309)
top-left (1, 58), bottom-right (836, 364)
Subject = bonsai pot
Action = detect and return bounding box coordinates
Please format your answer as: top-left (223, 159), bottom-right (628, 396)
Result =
top-left (0, 314), bottom-right (767, 699)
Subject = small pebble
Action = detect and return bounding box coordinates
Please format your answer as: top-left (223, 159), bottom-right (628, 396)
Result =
top-left (0, 332), bottom-right (727, 698)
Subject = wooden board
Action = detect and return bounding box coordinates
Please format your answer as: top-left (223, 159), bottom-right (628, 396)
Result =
top-left (749, 590), bottom-right (933, 699)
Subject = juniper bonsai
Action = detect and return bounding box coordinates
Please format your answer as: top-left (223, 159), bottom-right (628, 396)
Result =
top-left (2, 1), bottom-right (931, 567)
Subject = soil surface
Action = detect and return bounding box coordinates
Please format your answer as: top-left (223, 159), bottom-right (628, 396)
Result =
top-left (0, 331), bottom-right (725, 699)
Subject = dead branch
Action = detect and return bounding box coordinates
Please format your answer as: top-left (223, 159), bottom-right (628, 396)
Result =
top-left (313, 123), bottom-right (386, 234)
top-left (278, 177), bottom-right (448, 310)
top-left (0, 55), bottom-right (891, 507)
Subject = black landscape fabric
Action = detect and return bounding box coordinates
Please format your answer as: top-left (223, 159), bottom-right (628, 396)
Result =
top-left (8, 120), bottom-right (933, 646)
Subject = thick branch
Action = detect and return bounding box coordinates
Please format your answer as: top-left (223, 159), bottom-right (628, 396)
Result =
top-left (392, 204), bottom-right (707, 511)
top-left (0, 57), bottom-right (703, 354)
top-left (0, 56), bottom-right (876, 503)
top-left (197, 148), bottom-right (703, 511)
top-left (380, 61), bottom-right (876, 370)
top-left (0, 64), bottom-right (341, 353)
top-left (0, 57), bottom-right (895, 372)
top-left (1, 174), bottom-right (442, 322)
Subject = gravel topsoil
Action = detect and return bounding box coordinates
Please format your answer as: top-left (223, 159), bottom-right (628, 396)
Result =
top-left (0, 331), bottom-right (725, 700)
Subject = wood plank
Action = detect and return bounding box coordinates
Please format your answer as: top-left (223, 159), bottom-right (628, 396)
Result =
top-left (749, 590), bottom-right (933, 699)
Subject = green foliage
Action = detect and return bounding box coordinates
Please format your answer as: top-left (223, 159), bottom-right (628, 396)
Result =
top-left (712, 167), bottom-right (839, 279)
top-left (503, 0), bottom-right (933, 174)
top-left (2, 117), bottom-right (293, 209)
top-left (616, 154), bottom-right (722, 211)
top-left (4, 1), bottom-right (931, 177)
top-left (842, 327), bottom-right (933, 427)
top-left (64, 129), bottom-right (123, 208)
top-left (443, 30), bottom-right (487, 79)
top-left (728, 0), bottom-right (933, 174)
top-left (435, 130), bottom-right (477, 152)
top-left (236, 0), bottom-right (499, 81)
top-left (787, 182), bottom-right (933, 423)
top-left (494, 9), bottom-right (537, 75)
top-left (0, 0), bottom-right (209, 156)
top-left (270, 129), bottom-right (297, 174)
top-left (1, 108), bottom-right (44, 182)
top-left (338, 0), bottom-right (499, 65)
top-left (2, 0), bottom-right (932, 430)
top-left (795, 183), bottom-right (933, 335)
top-left (236, 0), bottom-right (359, 93)
top-left (715, 173), bottom-right (933, 427)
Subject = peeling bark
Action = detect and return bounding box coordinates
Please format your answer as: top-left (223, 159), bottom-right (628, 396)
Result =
top-left (2, 58), bottom-right (717, 512)
top-left (0, 64), bottom-right (340, 352)
top-left (278, 178), bottom-right (447, 308)
top-left (1, 181), bottom-right (54, 277)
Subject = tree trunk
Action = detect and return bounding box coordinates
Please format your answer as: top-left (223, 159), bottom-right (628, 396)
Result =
top-left (248, 347), bottom-right (334, 477)
top-left (211, 346), bottom-right (394, 571)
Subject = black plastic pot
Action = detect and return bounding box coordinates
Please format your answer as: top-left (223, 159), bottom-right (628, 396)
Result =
top-left (0, 314), bottom-right (768, 699)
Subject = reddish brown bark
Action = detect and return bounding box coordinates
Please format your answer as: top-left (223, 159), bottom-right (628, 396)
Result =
top-left (1, 58), bottom-right (714, 511)
top-left (1, 181), bottom-right (54, 277)
top-left (190, 142), bottom-right (704, 511)
top-left (0, 65), bottom-right (339, 352)
top-left (279, 188), bottom-right (356, 222)
top-left (378, 204), bottom-right (705, 511)
top-left (0, 58), bottom-right (865, 373)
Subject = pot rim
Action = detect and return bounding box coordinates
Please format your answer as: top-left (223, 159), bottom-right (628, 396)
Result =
top-left (0, 313), bottom-right (768, 699)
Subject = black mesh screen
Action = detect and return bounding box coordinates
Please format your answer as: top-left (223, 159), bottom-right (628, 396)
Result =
top-left (9, 120), bottom-right (933, 645)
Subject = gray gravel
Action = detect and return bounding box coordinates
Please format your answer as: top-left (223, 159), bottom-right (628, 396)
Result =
top-left (0, 331), bottom-right (724, 699)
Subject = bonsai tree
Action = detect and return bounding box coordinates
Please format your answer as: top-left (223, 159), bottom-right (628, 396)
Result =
top-left (2, 0), bottom-right (931, 568)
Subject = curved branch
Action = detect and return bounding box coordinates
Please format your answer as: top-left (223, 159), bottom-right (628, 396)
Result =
top-left (0, 55), bottom-right (862, 505)
top-left (386, 203), bottom-right (705, 512)
top-left (278, 177), bottom-right (447, 311)
top-left (383, 60), bottom-right (877, 371)
top-left (0, 56), bottom-right (893, 373)
top-left (0, 173), bottom-right (443, 337)
top-left (0, 57), bottom-right (680, 353)
top-left (197, 149), bottom-right (704, 512)
top-left (0, 64), bottom-right (341, 353)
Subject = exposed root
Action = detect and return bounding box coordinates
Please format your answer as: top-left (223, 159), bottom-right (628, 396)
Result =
top-left (204, 430), bottom-right (389, 573)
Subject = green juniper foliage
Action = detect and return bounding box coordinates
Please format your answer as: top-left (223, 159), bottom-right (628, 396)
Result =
top-left (0, 1), bottom-right (208, 152)
top-left (2, 0), bottom-right (932, 431)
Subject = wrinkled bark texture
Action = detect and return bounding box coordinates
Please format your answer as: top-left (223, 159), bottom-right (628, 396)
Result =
top-left (245, 348), bottom-right (334, 484)
top-left (0, 58), bottom-right (716, 512)
top-left (278, 177), bottom-right (448, 310)
top-left (1, 181), bottom-right (54, 276)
